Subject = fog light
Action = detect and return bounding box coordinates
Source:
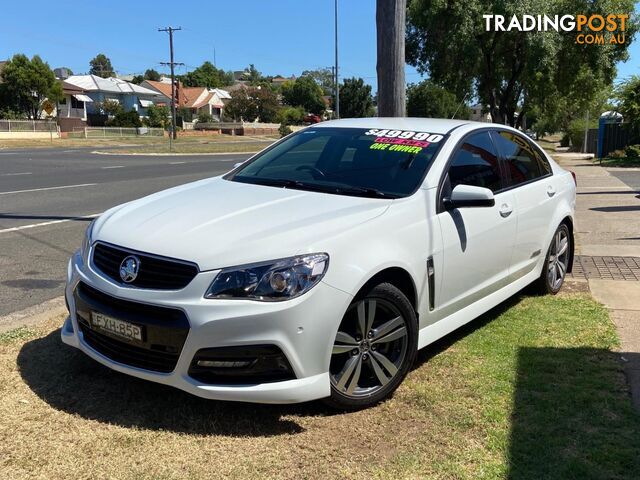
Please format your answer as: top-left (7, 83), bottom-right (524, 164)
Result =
top-left (196, 360), bottom-right (253, 368)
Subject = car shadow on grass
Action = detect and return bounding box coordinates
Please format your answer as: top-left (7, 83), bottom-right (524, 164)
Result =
top-left (16, 329), bottom-right (337, 437)
top-left (508, 347), bottom-right (640, 479)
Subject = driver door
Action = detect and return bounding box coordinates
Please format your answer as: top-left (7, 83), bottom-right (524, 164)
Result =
top-left (434, 131), bottom-right (517, 318)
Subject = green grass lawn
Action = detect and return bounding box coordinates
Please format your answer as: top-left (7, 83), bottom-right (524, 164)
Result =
top-left (1, 292), bottom-right (638, 479)
top-left (595, 156), bottom-right (640, 167)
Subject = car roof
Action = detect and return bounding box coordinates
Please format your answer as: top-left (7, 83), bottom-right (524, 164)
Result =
top-left (313, 117), bottom-right (473, 134)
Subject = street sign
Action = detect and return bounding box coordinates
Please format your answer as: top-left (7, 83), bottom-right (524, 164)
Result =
top-left (43, 100), bottom-right (54, 115)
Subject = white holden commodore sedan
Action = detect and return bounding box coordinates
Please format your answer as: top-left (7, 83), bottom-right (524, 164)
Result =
top-left (62, 118), bottom-right (576, 409)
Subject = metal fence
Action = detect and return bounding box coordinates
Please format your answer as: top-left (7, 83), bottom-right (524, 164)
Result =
top-left (69, 127), bottom-right (165, 138)
top-left (0, 119), bottom-right (58, 132)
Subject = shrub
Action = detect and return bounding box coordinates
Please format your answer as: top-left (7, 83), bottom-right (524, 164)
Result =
top-left (197, 112), bottom-right (215, 124)
top-left (608, 149), bottom-right (626, 159)
top-left (279, 124), bottom-right (293, 138)
top-left (144, 104), bottom-right (170, 128)
top-left (108, 110), bottom-right (142, 128)
top-left (560, 133), bottom-right (570, 147)
top-left (566, 118), bottom-right (597, 151)
top-left (624, 144), bottom-right (640, 158)
top-left (277, 106), bottom-right (305, 126)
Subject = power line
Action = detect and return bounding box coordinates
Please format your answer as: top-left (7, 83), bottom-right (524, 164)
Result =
top-left (158, 26), bottom-right (184, 142)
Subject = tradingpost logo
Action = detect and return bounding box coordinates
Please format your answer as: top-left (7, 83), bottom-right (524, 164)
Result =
top-left (483, 14), bottom-right (629, 44)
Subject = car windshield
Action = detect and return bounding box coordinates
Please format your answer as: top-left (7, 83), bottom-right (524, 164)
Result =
top-left (226, 127), bottom-right (446, 198)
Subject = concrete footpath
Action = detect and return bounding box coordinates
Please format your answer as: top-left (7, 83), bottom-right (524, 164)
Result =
top-left (554, 153), bottom-right (640, 409)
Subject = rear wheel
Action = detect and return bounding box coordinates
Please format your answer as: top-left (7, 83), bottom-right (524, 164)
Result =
top-left (535, 223), bottom-right (571, 295)
top-left (324, 283), bottom-right (418, 410)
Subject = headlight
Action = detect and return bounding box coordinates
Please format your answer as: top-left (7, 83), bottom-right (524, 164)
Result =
top-left (205, 253), bottom-right (329, 301)
top-left (80, 219), bottom-right (96, 263)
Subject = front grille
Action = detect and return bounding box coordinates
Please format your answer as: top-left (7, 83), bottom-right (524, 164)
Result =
top-left (74, 282), bottom-right (189, 373)
top-left (92, 242), bottom-right (198, 290)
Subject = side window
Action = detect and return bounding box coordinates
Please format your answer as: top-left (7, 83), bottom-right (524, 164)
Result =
top-left (492, 131), bottom-right (549, 187)
top-left (447, 131), bottom-right (502, 192)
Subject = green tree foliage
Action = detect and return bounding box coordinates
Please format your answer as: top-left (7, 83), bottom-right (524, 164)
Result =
top-left (407, 80), bottom-right (470, 119)
top-left (616, 76), bottom-right (640, 133)
top-left (144, 69), bottom-right (161, 81)
top-left (93, 99), bottom-right (123, 116)
top-left (281, 76), bottom-right (326, 114)
top-left (0, 54), bottom-right (63, 119)
top-left (224, 89), bottom-right (259, 121)
top-left (276, 106), bottom-right (305, 125)
top-left (301, 67), bottom-right (335, 95)
top-left (144, 104), bottom-right (170, 128)
top-left (406, 0), bottom-right (637, 128)
top-left (89, 53), bottom-right (115, 78)
top-left (253, 87), bottom-right (279, 122)
top-left (181, 62), bottom-right (233, 88)
top-left (338, 77), bottom-right (374, 118)
top-left (131, 75), bottom-right (144, 85)
top-left (224, 87), bottom-right (279, 122)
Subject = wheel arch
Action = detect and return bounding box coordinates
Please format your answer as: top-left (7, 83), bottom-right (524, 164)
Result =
top-left (560, 215), bottom-right (575, 273)
top-left (355, 267), bottom-right (418, 316)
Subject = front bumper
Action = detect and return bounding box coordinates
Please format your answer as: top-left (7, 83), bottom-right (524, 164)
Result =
top-left (61, 250), bottom-right (353, 404)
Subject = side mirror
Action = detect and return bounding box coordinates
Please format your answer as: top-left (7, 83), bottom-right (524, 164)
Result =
top-left (443, 184), bottom-right (495, 210)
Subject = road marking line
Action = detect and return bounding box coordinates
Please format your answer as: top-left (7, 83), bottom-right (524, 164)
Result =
top-left (0, 183), bottom-right (97, 196)
top-left (0, 213), bottom-right (102, 234)
top-left (169, 161), bottom-right (186, 165)
top-left (2, 172), bottom-right (32, 176)
top-left (101, 165), bottom-right (125, 169)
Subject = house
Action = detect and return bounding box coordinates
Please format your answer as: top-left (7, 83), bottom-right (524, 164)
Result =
top-left (56, 81), bottom-right (93, 131)
top-left (470, 104), bottom-right (492, 123)
top-left (141, 80), bottom-right (231, 121)
top-left (64, 74), bottom-right (161, 118)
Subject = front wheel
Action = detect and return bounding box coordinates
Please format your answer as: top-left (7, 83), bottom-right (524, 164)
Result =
top-left (535, 223), bottom-right (572, 295)
top-left (324, 283), bottom-right (418, 410)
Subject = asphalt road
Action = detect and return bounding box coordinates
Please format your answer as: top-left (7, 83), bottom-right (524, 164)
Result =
top-left (0, 147), bottom-right (252, 316)
top-left (610, 169), bottom-right (640, 192)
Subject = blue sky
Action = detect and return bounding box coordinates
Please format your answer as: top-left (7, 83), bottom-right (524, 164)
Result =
top-left (0, 0), bottom-right (638, 89)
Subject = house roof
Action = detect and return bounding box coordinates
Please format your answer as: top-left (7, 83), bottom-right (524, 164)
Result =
top-left (61, 80), bottom-right (85, 95)
top-left (140, 80), bottom-right (230, 108)
top-left (65, 75), bottom-right (161, 96)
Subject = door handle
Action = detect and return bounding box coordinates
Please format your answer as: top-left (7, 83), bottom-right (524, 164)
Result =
top-left (499, 203), bottom-right (513, 218)
top-left (547, 185), bottom-right (556, 197)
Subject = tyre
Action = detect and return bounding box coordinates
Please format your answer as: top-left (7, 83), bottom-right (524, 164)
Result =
top-left (324, 282), bottom-right (418, 410)
top-left (534, 223), bottom-right (571, 295)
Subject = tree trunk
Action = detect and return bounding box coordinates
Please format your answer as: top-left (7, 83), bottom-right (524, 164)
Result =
top-left (376, 0), bottom-right (407, 117)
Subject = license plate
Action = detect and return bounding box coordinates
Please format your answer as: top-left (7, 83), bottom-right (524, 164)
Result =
top-left (90, 312), bottom-right (143, 342)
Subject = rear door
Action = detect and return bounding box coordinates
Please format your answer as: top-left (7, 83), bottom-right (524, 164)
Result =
top-left (491, 130), bottom-right (557, 279)
top-left (435, 131), bottom-right (517, 318)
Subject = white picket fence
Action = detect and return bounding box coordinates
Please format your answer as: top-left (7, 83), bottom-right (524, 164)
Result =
top-left (69, 127), bottom-right (165, 138)
top-left (0, 119), bottom-right (58, 132)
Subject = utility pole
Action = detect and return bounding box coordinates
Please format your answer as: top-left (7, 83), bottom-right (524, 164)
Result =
top-left (334, 0), bottom-right (340, 119)
top-left (159, 26), bottom-right (183, 141)
top-left (376, 0), bottom-right (407, 117)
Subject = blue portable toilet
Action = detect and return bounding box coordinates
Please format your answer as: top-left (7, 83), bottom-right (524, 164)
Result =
top-left (597, 111), bottom-right (623, 158)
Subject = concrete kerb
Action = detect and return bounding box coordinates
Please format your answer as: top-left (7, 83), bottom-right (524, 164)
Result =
top-left (0, 297), bottom-right (67, 334)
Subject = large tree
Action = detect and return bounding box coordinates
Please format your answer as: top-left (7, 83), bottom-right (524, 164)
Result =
top-left (406, 0), bottom-right (637, 128)
top-left (339, 77), bottom-right (374, 118)
top-left (301, 67), bottom-right (335, 95)
top-left (0, 54), bottom-right (63, 119)
top-left (181, 61), bottom-right (233, 88)
top-left (616, 75), bottom-right (640, 133)
top-left (89, 53), bottom-right (115, 78)
top-left (407, 80), bottom-right (470, 119)
top-left (281, 75), bottom-right (326, 114)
